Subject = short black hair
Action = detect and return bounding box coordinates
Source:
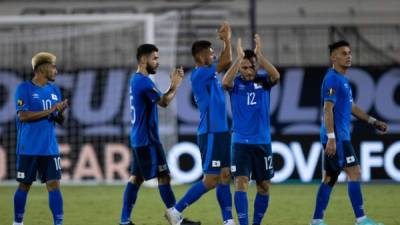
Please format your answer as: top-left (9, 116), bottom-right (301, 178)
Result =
top-left (136, 44), bottom-right (158, 61)
top-left (329, 40), bottom-right (350, 54)
top-left (243, 49), bottom-right (257, 60)
top-left (191, 40), bottom-right (212, 57)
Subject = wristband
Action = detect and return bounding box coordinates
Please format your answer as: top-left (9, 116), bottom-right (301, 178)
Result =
top-left (368, 116), bottom-right (377, 125)
top-left (327, 132), bottom-right (335, 139)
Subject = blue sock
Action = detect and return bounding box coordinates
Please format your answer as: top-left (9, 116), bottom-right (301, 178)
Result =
top-left (348, 181), bottom-right (365, 218)
top-left (48, 189), bottom-right (64, 225)
top-left (158, 184), bottom-right (176, 208)
top-left (312, 183), bottom-right (333, 220)
top-left (175, 181), bottom-right (208, 212)
top-left (120, 182), bottom-right (140, 224)
top-left (216, 184), bottom-right (233, 222)
top-left (253, 193), bottom-right (269, 225)
top-left (14, 188), bottom-right (28, 223)
top-left (234, 191), bottom-right (248, 225)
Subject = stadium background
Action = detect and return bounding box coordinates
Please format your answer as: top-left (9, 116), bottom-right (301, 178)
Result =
top-left (0, 0), bottom-right (399, 184)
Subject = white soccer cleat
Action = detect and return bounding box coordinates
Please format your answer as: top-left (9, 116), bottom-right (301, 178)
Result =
top-left (165, 207), bottom-right (183, 225)
top-left (13, 222), bottom-right (24, 225)
top-left (223, 219), bottom-right (236, 225)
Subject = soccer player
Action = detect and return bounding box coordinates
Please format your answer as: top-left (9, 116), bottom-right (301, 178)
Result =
top-left (222, 35), bottom-right (280, 225)
top-left (13, 52), bottom-right (68, 225)
top-left (310, 40), bottom-right (388, 225)
top-left (119, 44), bottom-right (198, 225)
top-left (165, 22), bottom-right (234, 225)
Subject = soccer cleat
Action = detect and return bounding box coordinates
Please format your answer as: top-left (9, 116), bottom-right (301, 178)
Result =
top-left (182, 218), bottom-right (201, 225)
top-left (309, 222), bottom-right (327, 225)
top-left (12, 223), bottom-right (24, 225)
top-left (356, 217), bottom-right (384, 225)
top-left (119, 221), bottom-right (135, 225)
top-left (224, 219), bottom-right (236, 225)
top-left (165, 207), bottom-right (183, 225)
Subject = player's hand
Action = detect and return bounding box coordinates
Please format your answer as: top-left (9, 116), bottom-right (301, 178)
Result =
top-left (325, 138), bottom-right (336, 157)
top-left (237, 38), bottom-right (244, 59)
top-left (254, 34), bottom-right (263, 56)
top-left (170, 66), bottom-right (184, 90)
top-left (55, 99), bottom-right (69, 113)
top-left (373, 120), bottom-right (388, 134)
top-left (217, 21), bottom-right (231, 41)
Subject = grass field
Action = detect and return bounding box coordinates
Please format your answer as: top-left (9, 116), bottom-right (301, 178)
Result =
top-left (0, 183), bottom-right (399, 225)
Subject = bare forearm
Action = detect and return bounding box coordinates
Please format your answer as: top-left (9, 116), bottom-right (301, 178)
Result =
top-left (352, 103), bottom-right (370, 122)
top-left (18, 110), bottom-right (51, 122)
top-left (217, 39), bottom-right (232, 73)
top-left (257, 53), bottom-right (280, 83)
top-left (222, 58), bottom-right (241, 89)
top-left (324, 106), bottom-right (335, 133)
top-left (158, 87), bottom-right (177, 108)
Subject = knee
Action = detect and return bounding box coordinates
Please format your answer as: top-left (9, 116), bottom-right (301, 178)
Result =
top-left (46, 180), bottom-right (60, 191)
top-left (235, 176), bottom-right (249, 192)
top-left (18, 182), bottom-right (31, 192)
top-left (129, 176), bottom-right (144, 186)
top-left (203, 175), bottom-right (219, 189)
top-left (220, 168), bottom-right (231, 184)
top-left (323, 172), bottom-right (339, 187)
top-left (158, 174), bottom-right (171, 185)
top-left (256, 180), bottom-right (270, 195)
top-left (346, 167), bottom-right (361, 181)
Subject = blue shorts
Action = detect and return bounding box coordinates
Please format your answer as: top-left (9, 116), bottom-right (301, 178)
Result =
top-left (323, 140), bottom-right (359, 174)
top-left (16, 155), bottom-right (62, 184)
top-left (131, 144), bottom-right (169, 180)
top-left (197, 132), bottom-right (231, 174)
top-left (231, 143), bottom-right (274, 181)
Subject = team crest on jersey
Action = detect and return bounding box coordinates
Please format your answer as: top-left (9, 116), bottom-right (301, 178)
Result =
top-left (254, 83), bottom-right (263, 89)
top-left (51, 94), bottom-right (58, 100)
top-left (32, 93), bottom-right (39, 99)
top-left (327, 88), bottom-right (335, 96)
top-left (17, 99), bottom-right (24, 106)
top-left (239, 84), bottom-right (245, 90)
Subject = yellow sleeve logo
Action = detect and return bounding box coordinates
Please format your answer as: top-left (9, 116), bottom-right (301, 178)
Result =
top-left (17, 99), bottom-right (24, 106)
top-left (327, 88), bottom-right (335, 96)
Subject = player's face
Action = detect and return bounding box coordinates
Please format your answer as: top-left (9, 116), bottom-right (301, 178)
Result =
top-left (331, 46), bottom-right (352, 68)
top-left (239, 58), bottom-right (257, 81)
top-left (45, 63), bottom-right (57, 82)
top-left (201, 47), bottom-right (215, 66)
top-left (146, 51), bottom-right (159, 74)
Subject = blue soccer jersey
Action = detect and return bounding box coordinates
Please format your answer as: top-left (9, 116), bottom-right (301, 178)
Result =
top-left (320, 68), bottom-right (353, 144)
top-left (129, 72), bottom-right (162, 147)
top-left (191, 64), bottom-right (229, 134)
top-left (229, 74), bottom-right (272, 144)
top-left (15, 81), bottom-right (62, 155)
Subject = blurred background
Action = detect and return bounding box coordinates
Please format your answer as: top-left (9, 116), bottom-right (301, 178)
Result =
top-left (0, 0), bottom-right (399, 184)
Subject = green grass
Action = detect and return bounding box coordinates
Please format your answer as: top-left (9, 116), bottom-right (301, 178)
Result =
top-left (1, 183), bottom-right (399, 225)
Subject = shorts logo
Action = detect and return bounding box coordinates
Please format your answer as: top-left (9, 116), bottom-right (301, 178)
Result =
top-left (230, 165), bottom-right (236, 172)
top-left (346, 156), bottom-right (355, 164)
top-left (327, 88), bottom-right (335, 96)
top-left (17, 172), bottom-right (25, 179)
top-left (51, 94), bottom-right (58, 100)
top-left (158, 164), bottom-right (168, 172)
top-left (212, 160), bottom-right (221, 168)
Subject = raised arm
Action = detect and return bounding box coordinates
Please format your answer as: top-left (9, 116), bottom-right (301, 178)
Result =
top-left (216, 21), bottom-right (232, 73)
top-left (222, 38), bottom-right (244, 90)
top-left (157, 67), bottom-right (184, 108)
top-left (254, 34), bottom-right (280, 86)
top-left (352, 102), bottom-right (388, 133)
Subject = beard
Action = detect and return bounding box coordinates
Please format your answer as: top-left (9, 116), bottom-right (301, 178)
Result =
top-left (146, 64), bottom-right (157, 74)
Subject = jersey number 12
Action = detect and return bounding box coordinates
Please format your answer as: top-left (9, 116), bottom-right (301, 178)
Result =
top-left (247, 92), bottom-right (257, 105)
